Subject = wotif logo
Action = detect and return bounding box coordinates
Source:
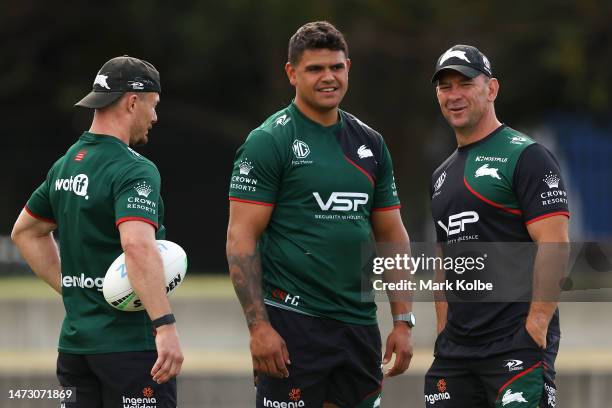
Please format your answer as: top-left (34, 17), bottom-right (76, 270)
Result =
top-left (263, 397), bottom-right (305, 408)
top-left (62, 274), bottom-right (104, 292)
top-left (313, 192), bottom-right (368, 211)
top-left (55, 174), bottom-right (89, 199)
top-left (438, 211), bottom-right (479, 236)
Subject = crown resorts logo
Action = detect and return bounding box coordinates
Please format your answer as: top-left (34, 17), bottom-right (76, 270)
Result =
top-left (239, 159), bottom-right (254, 175)
top-left (134, 181), bottom-right (153, 198)
top-left (543, 171), bottom-right (560, 189)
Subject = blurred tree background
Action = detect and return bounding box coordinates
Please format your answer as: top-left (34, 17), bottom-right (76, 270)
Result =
top-left (2, 0), bottom-right (611, 272)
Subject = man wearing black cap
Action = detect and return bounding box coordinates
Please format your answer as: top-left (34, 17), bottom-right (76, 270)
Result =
top-left (425, 45), bottom-right (569, 407)
top-left (11, 56), bottom-right (182, 407)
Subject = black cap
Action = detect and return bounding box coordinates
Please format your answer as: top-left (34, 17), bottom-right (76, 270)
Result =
top-left (75, 56), bottom-right (161, 109)
top-left (431, 45), bottom-right (492, 83)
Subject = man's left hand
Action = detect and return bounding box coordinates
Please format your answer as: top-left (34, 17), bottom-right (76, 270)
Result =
top-left (382, 322), bottom-right (413, 377)
top-left (525, 316), bottom-right (547, 349)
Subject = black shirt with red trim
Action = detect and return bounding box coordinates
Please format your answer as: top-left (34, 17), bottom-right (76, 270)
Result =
top-left (26, 132), bottom-right (164, 354)
top-left (430, 125), bottom-right (569, 345)
top-left (228, 102), bottom-right (400, 325)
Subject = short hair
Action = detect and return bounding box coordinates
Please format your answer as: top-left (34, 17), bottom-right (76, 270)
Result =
top-left (288, 21), bottom-right (348, 65)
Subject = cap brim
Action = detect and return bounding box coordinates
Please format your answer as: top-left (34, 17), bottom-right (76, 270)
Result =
top-left (431, 65), bottom-right (483, 83)
top-left (75, 91), bottom-right (124, 109)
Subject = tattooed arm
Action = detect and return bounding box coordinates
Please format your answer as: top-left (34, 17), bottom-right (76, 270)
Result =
top-left (226, 201), bottom-right (290, 378)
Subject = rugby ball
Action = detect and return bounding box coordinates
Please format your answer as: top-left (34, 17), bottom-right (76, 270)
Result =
top-left (103, 240), bottom-right (187, 312)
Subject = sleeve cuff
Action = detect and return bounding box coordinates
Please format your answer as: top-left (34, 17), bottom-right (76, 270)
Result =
top-left (372, 204), bottom-right (401, 212)
top-left (24, 206), bottom-right (56, 224)
top-left (229, 197), bottom-right (275, 207)
top-left (116, 216), bottom-right (159, 230)
top-left (525, 211), bottom-right (570, 225)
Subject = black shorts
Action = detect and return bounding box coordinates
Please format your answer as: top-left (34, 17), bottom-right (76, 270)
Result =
top-left (57, 351), bottom-right (177, 408)
top-left (424, 325), bottom-right (559, 407)
top-left (256, 306), bottom-right (383, 408)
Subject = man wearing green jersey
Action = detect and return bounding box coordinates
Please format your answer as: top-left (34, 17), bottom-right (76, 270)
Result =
top-left (425, 45), bottom-right (569, 407)
top-left (227, 21), bottom-right (414, 407)
top-left (11, 56), bottom-right (183, 407)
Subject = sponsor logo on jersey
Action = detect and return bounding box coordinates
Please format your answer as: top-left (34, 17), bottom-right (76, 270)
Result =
top-left (510, 135), bottom-right (528, 145)
top-left (275, 114), bottom-right (291, 127)
top-left (540, 171), bottom-right (567, 206)
top-left (437, 211), bottom-right (479, 236)
top-left (292, 139), bottom-right (310, 159)
top-left (358, 145), bottom-right (374, 159)
top-left (425, 390), bottom-right (451, 405)
top-left (289, 389), bottom-right (301, 402)
top-left (271, 288), bottom-right (300, 306)
top-left (61, 274), bottom-right (104, 292)
top-left (239, 158), bottom-right (254, 175)
top-left (543, 171), bottom-right (560, 189)
top-left (475, 155), bottom-right (508, 163)
top-left (55, 174), bottom-right (89, 200)
top-left (127, 147), bottom-right (141, 158)
top-left (231, 162), bottom-right (258, 193)
top-left (433, 171), bottom-right (446, 193)
top-left (74, 150), bottom-right (87, 162)
top-left (475, 164), bottom-right (501, 180)
top-left (127, 196), bottom-right (157, 214)
top-left (439, 49), bottom-right (470, 64)
top-left (504, 359), bottom-right (524, 372)
top-left (94, 74), bottom-right (110, 89)
top-left (263, 396), bottom-right (305, 407)
top-left (313, 192), bottom-right (368, 211)
top-left (121, 394), bottom-right (157, 408)
top-left (134, 181), bottom-right (153, 198)
top-left (501, 389), bottom-right (527, 406)
top-left (437, 379), bottom-right (447, 393)
top-left (544, 383), bottom-right (556, 407)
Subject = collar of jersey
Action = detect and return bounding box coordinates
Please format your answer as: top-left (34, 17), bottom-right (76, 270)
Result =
top-left (288, 102), bottom-right (344, 132)
top-left (80, 131), bottom-right (129, 146)
top-left (457, 124), bottom-right (506, 152)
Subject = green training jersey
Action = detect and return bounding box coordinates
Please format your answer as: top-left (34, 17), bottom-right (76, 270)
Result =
top-left (229, 103), bottom-right (400, 325)
top-left (26, 132), bottom-right (165, 354)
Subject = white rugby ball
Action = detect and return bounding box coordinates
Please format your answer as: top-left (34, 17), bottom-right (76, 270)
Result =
top-left (103, 240), bottom-right (187, 312)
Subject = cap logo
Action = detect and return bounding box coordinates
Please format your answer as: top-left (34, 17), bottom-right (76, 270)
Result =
top-left (93, 74), bottom-right (110, 90)
top-left (128, 81), bottom-right (145, 90)
top-left (482, 55), bottom-right (492, 74)
top-left (439, 50), bottom-right (470, 64)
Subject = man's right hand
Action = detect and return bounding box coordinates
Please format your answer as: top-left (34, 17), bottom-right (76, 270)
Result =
top-left (249, 321), bottom-right (290, 379)
top-left (151, 324), bottom-right (184, 384)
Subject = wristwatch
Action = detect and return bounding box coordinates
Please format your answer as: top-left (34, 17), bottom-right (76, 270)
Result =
top-left (393, 312), bottom-right (416, 328)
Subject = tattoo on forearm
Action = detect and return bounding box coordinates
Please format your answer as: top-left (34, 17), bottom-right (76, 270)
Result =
top-left (227, 251), bottom-right (269, 326)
